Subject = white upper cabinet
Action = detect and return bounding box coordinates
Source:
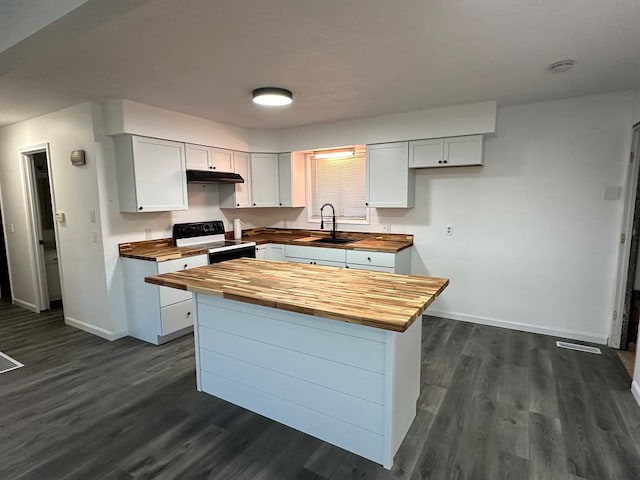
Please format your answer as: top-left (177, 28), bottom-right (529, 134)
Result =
top-left (250, 153), bottom-right (280, 207)
top-left (444, 135), bottom-right (484, 166)
top-left (408, 138), bottom-right (444, 168)
top-left (278, 152), bottom-right (306, 207)
top-left (115, 135), bottom-right (188, 213)
top-left (218, 151), bottom-right (251, 208)
top-left (185, 144), bottom-right (233, 171)
top-left (366, 142), bottom-right (415, 208)
top-left (409, 135), bottom-right (483, 168)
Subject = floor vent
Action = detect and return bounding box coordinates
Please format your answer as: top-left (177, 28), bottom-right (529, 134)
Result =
top-left (556, 341), bottom-right (602, 355)
top-left (0, 351), bottom-right (24, 374)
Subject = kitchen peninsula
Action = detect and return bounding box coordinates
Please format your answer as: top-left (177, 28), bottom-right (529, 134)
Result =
top-left (146, 258), bottom-right (448, 468)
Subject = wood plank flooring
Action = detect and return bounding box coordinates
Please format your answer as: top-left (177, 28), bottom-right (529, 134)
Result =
top-left (1, 301), bottom-right (640, 479)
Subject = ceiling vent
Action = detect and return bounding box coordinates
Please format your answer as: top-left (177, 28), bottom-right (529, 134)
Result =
top-left (548, 60), bottom-right (575, 73)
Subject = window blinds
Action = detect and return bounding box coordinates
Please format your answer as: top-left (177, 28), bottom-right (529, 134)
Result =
top-left (310, 145), bottom-right (366, 220)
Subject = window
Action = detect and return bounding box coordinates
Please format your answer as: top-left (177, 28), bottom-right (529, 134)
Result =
top-left (307, 145), bottom-right (368, 223)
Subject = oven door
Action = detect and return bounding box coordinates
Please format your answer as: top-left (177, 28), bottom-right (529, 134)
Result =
top-left (208, 245), bottom-right (256, 264)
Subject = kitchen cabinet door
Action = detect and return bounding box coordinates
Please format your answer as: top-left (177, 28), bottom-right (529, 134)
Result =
top-left (409, 138), bottom-right (444, 168)
top-left (115, 135), bottom-right (188, 213)
top-left (233, 151), bottom-right (252, 207)
top-left (255, 245), bottom-right (267, 259)
top-left (444, 135), bottom-right (484, 166)
top-left (366, 142), bottom-right (414, 208)
top-left (250, 153), bottom-right (280, 207)
top-left (278, 152), bottom-right (306, 207)
top-left (185, 144), bottom-right (211, 170)
top-left (210, 148), bottom-right (234, 171)
top-left (267, 244), bottom-right (285, 261)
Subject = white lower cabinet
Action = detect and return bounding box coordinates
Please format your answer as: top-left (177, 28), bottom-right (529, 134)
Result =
top-left (122, 254), bottom-right (208, 344)
top-left (346, 248), bottom-right (411, 274)
top-left (284, 245), bottom-right (346, 267)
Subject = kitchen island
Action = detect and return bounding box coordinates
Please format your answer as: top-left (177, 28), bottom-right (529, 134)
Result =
top-left (146, 258), bottom-right (448, 469)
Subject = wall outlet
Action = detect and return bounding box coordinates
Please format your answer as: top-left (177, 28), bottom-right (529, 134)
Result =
top-left (89, 209), bottom-right (96, 224)
top-left (145, 228), bottom-right (152, 239)
top-left (91, 231), bottom-right (98, 243)
top-left (8, 224), bottom-right (14, 234)
top-left (446, 225), bottom-right (453, 235)
top-left (382, 224), bottom-right (391, 233)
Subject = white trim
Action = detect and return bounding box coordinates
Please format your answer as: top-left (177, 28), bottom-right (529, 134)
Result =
top-left (12, 298), bottom-right (38, 313)
top-left (611, 127), bottom-right (640, 348)
top-left (19, 143), bottom-right (54, 311)
top-left (427, 309), bottom-right (608, 345)
top-left (65, 316), bottom-right (128, 341)
top-left (0, 182), bottom-right (15, 301)
top-left (632, 381), bottom-right (640, 408)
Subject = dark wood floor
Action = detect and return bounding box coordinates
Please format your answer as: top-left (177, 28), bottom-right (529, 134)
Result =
top-left (2, 300), bottom-right (640, 480)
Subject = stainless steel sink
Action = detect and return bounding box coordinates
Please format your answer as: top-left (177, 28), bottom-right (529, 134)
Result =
top-left (311, 238), bottom-right (356, 245)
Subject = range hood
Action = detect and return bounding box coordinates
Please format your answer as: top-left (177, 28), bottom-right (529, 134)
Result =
top-left (186, 169), bottom-right (244, 184)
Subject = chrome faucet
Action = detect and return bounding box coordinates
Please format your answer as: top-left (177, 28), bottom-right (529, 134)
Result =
top-left (320, 203), bottom-right (337, 239)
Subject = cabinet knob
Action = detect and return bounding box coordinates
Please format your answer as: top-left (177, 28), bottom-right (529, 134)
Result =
top-left (443, 160), bottom-right (448, 164)
top-left (279, 202), bottom-right (282, 206)
top-left (213, 166), bottom-right (216, 170)
top-left (138, 206), bottom-right (143, 211)
top-left (184, 264), bottom-right (188, 269)
top-left (365, 202), bottom-right (369, 206)
top-left (438, 160), bottom-right (442, 164)
top-left (310, 261), bottom-right (313, 264)
top-left (367, 257), bottom-right (372, 261)
top-left (209, 166), bottom-right (213, 169)
top-left (236, 203), bottom-right (240, 207)
top-left (345, 265), bottom-right (349, 269)
top-left (253, 203), bottom-right (256, 206)
top-left (187, 311), bottom-right (191, 317)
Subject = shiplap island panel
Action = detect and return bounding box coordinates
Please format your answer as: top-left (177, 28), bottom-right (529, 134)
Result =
top-left (145, 258), bottom-right (448, 468)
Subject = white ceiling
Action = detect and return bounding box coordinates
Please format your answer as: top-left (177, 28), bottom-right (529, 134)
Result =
top-left (1, 0), bottom-right (639, 129)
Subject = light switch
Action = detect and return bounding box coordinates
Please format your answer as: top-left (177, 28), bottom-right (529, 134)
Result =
top-left (8, 224), bottom-right (14, 234)
top-left (91, 231), bottom-right (98, 243)
top-left (89, 209), bottom-right (96, 223)
top-left (55, 212), bottom-right (66, 223)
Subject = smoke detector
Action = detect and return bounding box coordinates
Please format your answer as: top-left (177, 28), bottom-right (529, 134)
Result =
top-left (548, 60), bottom-right (575, 73)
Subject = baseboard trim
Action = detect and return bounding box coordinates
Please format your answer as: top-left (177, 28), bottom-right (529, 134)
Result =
top-left (426, 309), bottom-right (608, 345)
top-left (632, 381), bottom-right (640, 408)
top-left (13, 298), bottom-right (38, 313)
top-left (65, 316), bottom-right (128, 341)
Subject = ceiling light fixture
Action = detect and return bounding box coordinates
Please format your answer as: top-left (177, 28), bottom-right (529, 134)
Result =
top-left (252, 87), bottom-right (293, 106)
top-left (547, 59), bottom-right (575, 73)
top-left (314, 149), bottom-right (355, 159)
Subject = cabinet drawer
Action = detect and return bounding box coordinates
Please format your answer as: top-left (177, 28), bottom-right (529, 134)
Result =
top-left (346, 264), bottom-right (395, 273)
top-left (161, 300), bottom-right (194, 335)
top-left (157, 254), bottom-right (208, 274)
top-left (284, 245), bottom-right (346, 263)
top-left (346, 250), bottom-right (395, 268)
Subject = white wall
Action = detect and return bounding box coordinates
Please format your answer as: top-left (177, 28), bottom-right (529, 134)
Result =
top-left (92, 101), bottom-right (249, 337)
top-left (0, 103), bottom-right (113, 336)
top-left (633, 87), bottom-right (640, 126)
top-left (224, 93), bottom-right (633, 344)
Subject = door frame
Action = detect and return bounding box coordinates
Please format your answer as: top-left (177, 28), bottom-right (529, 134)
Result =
top-left (0, 185), bottom-right (15, 301)
top-left (611, 126), bottom-right (640, 348)
top-left (19, 143), bottom-right (57, 312)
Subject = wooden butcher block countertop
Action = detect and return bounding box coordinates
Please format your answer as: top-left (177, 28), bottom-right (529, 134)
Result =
top-left (145, 258), bottom-right (448, 332)
top-left (119, 239), bottom-right (208, 262)
top-left (233, 228), bottom-right (413, 253)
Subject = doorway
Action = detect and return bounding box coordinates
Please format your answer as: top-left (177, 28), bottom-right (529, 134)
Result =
top-left (613, 126), bottom-right (640, 375)
top-left (21, 146), bottom-right (62, 311)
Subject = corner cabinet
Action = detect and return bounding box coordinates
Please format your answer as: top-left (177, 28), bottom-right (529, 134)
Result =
top-left (185, 144), bottom-right (233, 172)
top-left (122, 254), bottom-right (208, 345)
top-left (366, 142), bottom-right (415, 208)
top-left (114, 135), bottom-right (188, 212)
top-left (409, 135), bottom-right (483, 168)
top-left (250, 153), bottom-right (280, 207)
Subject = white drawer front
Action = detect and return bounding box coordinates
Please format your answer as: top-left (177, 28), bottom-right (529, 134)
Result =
top-left (284, 245), bottom-right (346, 263)
top-left (159, 286), bottom-right (191, 308)
top-left (346, 250), bottom-right (395, 268)
top-left (346, 264), bottom-right (395, 273)
top-left (157, 254), bottom-right (208, 274)
top-left (161, 299), bottom-right (194, 335)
